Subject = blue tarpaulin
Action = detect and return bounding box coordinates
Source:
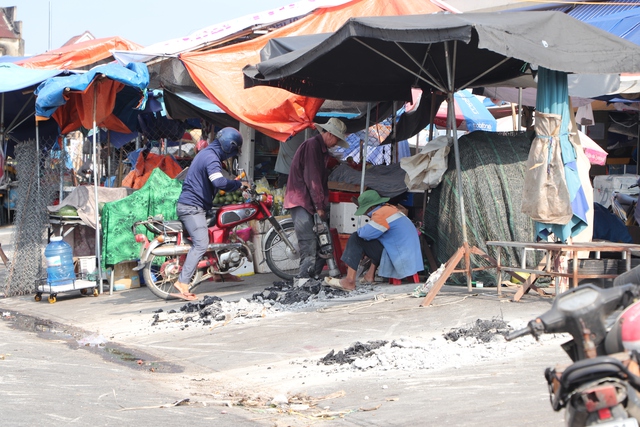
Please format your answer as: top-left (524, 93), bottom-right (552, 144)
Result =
top-left (0, 63), bottom-right (67, 154)
top-left (586, 8), bottom-right (640, 46)
top-left (0, 63), bottom-right (64, 93)
top-left (35, 62), bottom-right (149, 120)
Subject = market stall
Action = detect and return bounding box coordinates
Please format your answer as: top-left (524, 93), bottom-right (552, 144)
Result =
top-left (243, 11), bottom-right (640, 300)
top-left (34, 61), bottom-right (150, 294)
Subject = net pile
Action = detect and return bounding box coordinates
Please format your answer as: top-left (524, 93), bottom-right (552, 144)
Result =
top-left (423, 130), bottom-right (538, 285)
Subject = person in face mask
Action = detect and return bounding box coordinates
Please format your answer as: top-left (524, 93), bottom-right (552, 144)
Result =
top-left (172, 127), bottom-right (248, 301)
top-left (284, 118), bottom-right (350, 280)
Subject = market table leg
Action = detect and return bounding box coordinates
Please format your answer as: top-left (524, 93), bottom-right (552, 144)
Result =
top-left (512, 253), bottom-right (549, 302)
top-left (421, 246), bottom-right (465, 307)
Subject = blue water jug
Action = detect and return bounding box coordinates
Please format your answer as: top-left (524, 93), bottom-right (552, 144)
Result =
top-left (45, 237), bottom-right (75, 286)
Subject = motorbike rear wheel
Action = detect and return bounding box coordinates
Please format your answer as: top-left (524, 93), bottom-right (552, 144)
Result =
top-left (143, 253), bottom-right (202, 300)
top-left (264, 221), bottom-right (299, 281)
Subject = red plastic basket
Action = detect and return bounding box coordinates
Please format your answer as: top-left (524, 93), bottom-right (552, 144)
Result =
top-left (329, 190), bottom-right (358, 203)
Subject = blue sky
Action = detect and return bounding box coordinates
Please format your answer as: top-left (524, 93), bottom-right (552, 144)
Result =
top-left (7, 0), bottom-right (292, 55)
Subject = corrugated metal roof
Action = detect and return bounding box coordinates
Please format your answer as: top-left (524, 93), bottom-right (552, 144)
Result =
top-left (566, 0), bottom-right (639, 21)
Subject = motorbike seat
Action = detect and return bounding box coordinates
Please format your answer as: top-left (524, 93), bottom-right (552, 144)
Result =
top-left (163, 221), bottom-right (184, 234)
top-left (559, 356), bottom-right (628, 390)
top-left (163, 216), bottom-right (216, 239)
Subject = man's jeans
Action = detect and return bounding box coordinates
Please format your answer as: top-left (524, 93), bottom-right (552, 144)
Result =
top-left (176, 203), bottom-right (208, 284)
top-left (290, 206), bottom-right (325, 278)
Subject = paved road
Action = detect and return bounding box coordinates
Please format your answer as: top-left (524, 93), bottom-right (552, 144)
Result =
top-left (0, 315), bottom-right (277, 427)
top-left (1, 286), bottom-right (566, 426)
top-left (0, 223), bottom-right (567, 425)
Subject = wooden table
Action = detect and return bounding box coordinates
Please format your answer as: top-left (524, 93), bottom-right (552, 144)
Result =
top-left (486, 241), bottom-right (640, 301)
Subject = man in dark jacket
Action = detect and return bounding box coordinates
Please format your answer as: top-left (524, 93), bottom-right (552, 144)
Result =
top-left (172, 127), bottom-right (248, 300)
top-left (284, 118), bottom-right (349, 279)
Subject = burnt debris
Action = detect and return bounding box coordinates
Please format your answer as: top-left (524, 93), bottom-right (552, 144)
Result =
top-left (320, 340), bottom-right (389, 365)
top-left (252, 278), bottom-right (346, 305)
top-left (444, 318), bottom-right (510, 343)
top-left (180, 295), bottom-right (222, 313)
top-left (151, 279), bottom-right (367, 329)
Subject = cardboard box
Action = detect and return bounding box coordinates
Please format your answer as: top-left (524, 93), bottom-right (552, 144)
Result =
top-left (112, 261), bottom-right (140, 290)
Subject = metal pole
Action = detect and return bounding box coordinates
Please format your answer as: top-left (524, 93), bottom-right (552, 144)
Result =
top-left (429, 91), bottom-right (436, 142)
top-left (35, 120), bottom-right (40, 195)
top-left (391, 101), bottom-right (397, 163)
top-left (107, 132), bottom-right (111, 186)
top-left (444, 41), bottom-right (471, 291)
top-left (48, 1), bottom-right (52, 51)
top-left (92, 85), bottom-right (104, 295)
top-left (1, 93), bottom-right (4, 159)
top-left (360, 103), bottom-right (371, 194)
top-left (518, 87), bottom-right (523, 130)
top-left (59, 136), bottom-right (64, 202)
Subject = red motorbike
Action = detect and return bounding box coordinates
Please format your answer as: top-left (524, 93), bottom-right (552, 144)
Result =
top-left (132, 184), bottom-right (299, 300)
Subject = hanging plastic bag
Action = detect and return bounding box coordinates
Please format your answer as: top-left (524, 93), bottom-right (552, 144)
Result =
top-left (255, 176), bottom-right (271, 195)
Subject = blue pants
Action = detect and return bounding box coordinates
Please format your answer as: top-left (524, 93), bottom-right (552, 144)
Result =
top-left (176, 203), bottom-right (209, 284)
top-left (341, 233), bottom-right (384, 271)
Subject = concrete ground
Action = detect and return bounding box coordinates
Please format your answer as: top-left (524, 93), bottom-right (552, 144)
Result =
top-left (0, 224), bottom-right (566, 425)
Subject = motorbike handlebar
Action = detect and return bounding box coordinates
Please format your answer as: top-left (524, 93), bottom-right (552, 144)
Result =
top-left (131, 219), bottom-right (145, 235)
top-left (506, 326), bottom-right (531, 341)
top-left (506, 319), bottom-right (545, 342)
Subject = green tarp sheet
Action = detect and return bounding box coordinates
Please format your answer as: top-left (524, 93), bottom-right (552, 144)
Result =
top-left (101, 168), bottom-right (183, 268)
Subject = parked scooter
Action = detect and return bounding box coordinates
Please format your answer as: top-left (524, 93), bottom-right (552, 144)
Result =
top-left (507, 276), bottom-right (640, 426)
top-left (132, 183), bottom-right (300, 300)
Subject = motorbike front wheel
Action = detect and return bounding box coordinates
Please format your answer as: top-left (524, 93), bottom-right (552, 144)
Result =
top-left (143, 253), bottom-right (203, 300)
top-left (264, 221), bottom-right (300, 281)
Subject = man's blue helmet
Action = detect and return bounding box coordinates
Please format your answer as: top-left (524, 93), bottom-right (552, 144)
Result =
top-left (216, 127), bottom-right (243, 156)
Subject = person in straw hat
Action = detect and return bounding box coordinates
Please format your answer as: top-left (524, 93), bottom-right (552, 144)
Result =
top-left (284, 118), bottom-right (350, 280)
top-left (324, 189), bottom-right (423, 291)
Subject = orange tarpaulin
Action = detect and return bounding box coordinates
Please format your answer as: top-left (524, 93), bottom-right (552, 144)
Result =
top-left (17, 36), bottom-right (142, 70)
top-left (50, 78), bottom-right (131, 135)
top-left (180, 0), bottom-right (444, 142)
top-left (122, 152), bottom-right (182, 189)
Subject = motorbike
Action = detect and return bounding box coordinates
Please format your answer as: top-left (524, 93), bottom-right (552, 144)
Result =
top-left (507, 279), bottom-right (640, 427)
top-left (131, 183), bottom-right (300, 300)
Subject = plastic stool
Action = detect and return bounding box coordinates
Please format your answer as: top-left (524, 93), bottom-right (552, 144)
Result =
top-left (390, 273), bottom-right (420, 286)
top-left (329, 227), bottom-right (347, 274)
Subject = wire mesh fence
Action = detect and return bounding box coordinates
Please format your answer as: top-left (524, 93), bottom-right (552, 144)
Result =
top-left (4, 137), bottom-right (62, 297)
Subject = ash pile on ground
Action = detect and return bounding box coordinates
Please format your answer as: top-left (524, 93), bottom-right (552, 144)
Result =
top-left (251, 279), bottom-right (369, 307)
top-left (443, 318), bottom-right (511, 343)
top-left (150, 295), bottom-right (270, 329)
top-left (313, 318), bottom-right (561, 372)
top-left (150, 280), bottom-right (369, 329)
top-left (320, 340), bottom-right (389, 365)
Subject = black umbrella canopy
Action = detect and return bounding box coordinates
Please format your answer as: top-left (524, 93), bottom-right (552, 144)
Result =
top-left (244, 11), bottom-right (640, 102)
